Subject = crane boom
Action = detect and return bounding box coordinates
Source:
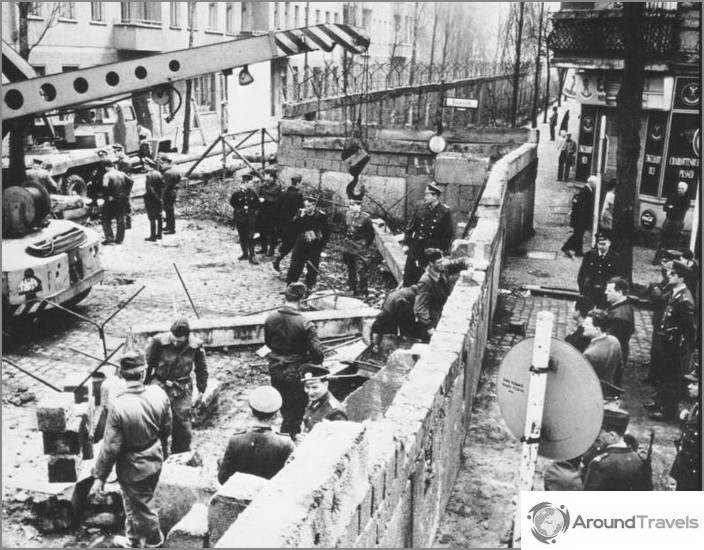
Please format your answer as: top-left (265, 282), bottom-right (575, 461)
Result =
top-left (2, 24), bottom-right (369, 121)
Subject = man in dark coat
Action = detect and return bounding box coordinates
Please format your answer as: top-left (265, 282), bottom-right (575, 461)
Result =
top-left (230, 174), bottom-right (260, 264)
top-left (256, 168), bottom-right (282, 257)
top-left (604, 276), bottom-right (635, 386)
top-left (562, 176), bottom-right (596, 257)
top-left (88, 148), bottom-right (109, 219)
top-left (548, 106), bottom-right (558, 141)
top-left (403, 183), bottom-right (454, 287)
top-left (582, 309), bottom-right (623, 386)
top-left (113, 144), bottom-right (133, 230)
top-left (160, 155), bottom-right (182, 235)
top-left (670, 370), bottom-right (701, 490)
top-left (143, 158), bottom-right (163, 242)
top-left (218, 386), bottom-right (294, 484)
top-left (101, 160), bottom-right (129, 245)
top-left (264, 283), bottom-right (324, 436)
top-left (285, 195), bottom-right (331, 291)
top-left (414, 249), bottom-right (471, 342)
top-left (342, 198), bottom-right (376, 297)
top-left (653, 181), bottom-right (691, 264)
top-left (273, 174), bottom-right (304, 272)
top-left (577, 231), bottom-right (625, 308)
top-left (371, 285), bottom-right (421, 352)
top-left (90, 351), bottom-right (172, 548)
top-left (300, 364), bottom-right (348, 434)
top-left (557, 132), bottom-right (577, 181)
top-left (564, 294), bottom-right (595, 353)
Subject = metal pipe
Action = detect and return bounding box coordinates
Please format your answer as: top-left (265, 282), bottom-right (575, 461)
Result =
top-left (2, 358), bottom-right (62, 392)
top-left (236, 291), bottom-right (337, 317)
top-left (173, 263), bottom-right (200, 319)
top-left (74, 343), bottom-right (125, 392)
top-left (68, 347), bottom-right (121, 369)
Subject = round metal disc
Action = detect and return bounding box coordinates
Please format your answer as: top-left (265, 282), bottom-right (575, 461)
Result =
top-left (497, 337), bottom-right (603, 460)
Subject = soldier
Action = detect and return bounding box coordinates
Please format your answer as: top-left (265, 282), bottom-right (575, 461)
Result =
top-left (273, 174), bottom-right (304, 272)
top-left (604, 276), bottom-right (634, 386)
top-left (145, 316), bottom-right (208, 453)
top-left (88, 149), bottom-right (110, 219)
top-left (582, 309), bottom-right (622, 386)
top-left (342, 198), bottom-right (375, 297)
top-left (561, 176), bottom-right (596, 258)
top-left (285, 195), bottom-right (331, 291)
top-left (653, 181), bottom-right (691, 264)
top-left (414, 249), bottom-right (471, 341)
top-left (229, 173), bottom-right (260, 264)
top-left (256, 167), bottom-right (282, 257)
top-left (557, 132), bottom-right (577, 181)
top-left (582, 407), bottom-right (651, 491)
top-left (160, 155), bottom-right (182, 235)
top-left (217, 386), bottom-right (295, 484)
top-left (101, 160), bottom-right (129, 245)
top-left (370, 285), bottom-right (421, 353)
top-left (577, 231), bottom-right (625, 308)
top-left (564, 295), bottom-right (595, 353)
top-left (670, 369), bottom-right (701, 490)
top-left (300, 364), bottom-right (348, 434)
top-left (647, 260), bottom-right (696, 421)
top-left (402, 183), bottom-right (454, 287)
top-left (26, 157), bottom-right (59, 194)
top-left (143, 158), bottom-right (164, 242)
top-left (113, 144), bottom-right (134, 230)
top-left (90, 351), bottom-right (171, 548)
top-left (264, 282), bottom-right (324, 437)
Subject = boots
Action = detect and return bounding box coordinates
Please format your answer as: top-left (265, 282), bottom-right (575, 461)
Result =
top-left (272, 256), bottom-right (282, 272)
top-left (248, 244), bottom-right (259, 265)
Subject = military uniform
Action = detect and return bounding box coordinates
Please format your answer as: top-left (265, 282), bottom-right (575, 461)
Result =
top-left (162, 163), bottom-right (182, 233)
top-left (562, 183), bottom-right (594, 256)
top-left (115, 154), bottom-right (133, 230)
top-left (218, 427), bottom-right (295, 483)
top-left (286, 207), bottom-right (330, 289)
top-left (605, 299), bottom-right (634, 386)
top-left (414, 258), bottom-right (468, 341)
top-left (88, 158), bottom-right (108, 217)
top-left (264, 304), bottom-right (324, 436)
top-left (143, 168), bottom-right (164, 241)
top-left (256, 179), bottom-right (282, 256)
top-left (342, 208), bottom-right (375, 296)
top-left (145, 332), bottom-right (208, 453)
top-left (583, 445), bottom-right (650, 490)
top-left (302, 391), bottom-right (348, 433)
top-left (276, 183), bottom-right (304, 265)
top-left (92, 380), bottom-right (172, 547)
top-left (577, 249), bottom-right (625, 308)
top-left (403, 202), bottom-right (454, 286)
top-left (230, 185), bottom-right (260, 259)
top-left (26, 166), bottom-right (59, 194)
top-left (101, 168), bottom-right (129, 244)
top-left (670, 403), bottom-right (701, 490)
top-left (371, 285), bottom-right (421, 340)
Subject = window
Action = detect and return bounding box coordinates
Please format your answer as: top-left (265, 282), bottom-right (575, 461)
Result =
top-left (394, 15), bottom-right (401, 34)
top-left (170, 2), bottom-right (180, 26)
top-left (284, 2), bottom-right (290, 28)
top-left (32, 65), bottom-right (46, 77)
top-left (241, 2), bottom-right (249, 30)
top-left (192, 74), bottom-right (216, 111)
top-left (362, 9), bottom-right (372, 30)
top-left (334, 12), bottom-right (338, 24)
top-left (325, 11), bottom-right (330, 24)
top-left (207, 2), bottom-right (218, 30)
top-left (60, 2), bottom-right (76, 20)
top-left (121, 2), bottom-right (161, 25)
top-left (304, 5), bottom-right (308, 24)
top-left (28, 2), bottom-right (42, 17)
top-left (90, 2), bottom-right (104, 21)
top-left (294, 5), bottom-right (300, 27)
top-left (225, 2), bottom-right (235, 34)
top-left (315, 9), bottom-right (320, 24)
top-left (274, 2), bottom-right (280, 29)
top-left (62, 65), bottom-right (79, 72)
top-left (188, 2), bottom-right (197, 30)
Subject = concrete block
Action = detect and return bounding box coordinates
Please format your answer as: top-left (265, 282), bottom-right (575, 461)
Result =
top-left (48, 454), bottom-right (82, 483)
top-left (42, 415), bottom-right (88, 456)
top-left (165, 451), bottom-right (203, 468)
top-left (193, 379), bottom-right (221, 427)
top-left (166, 502), bottom-right (209, 548)
top-left (36, 393), bottom-right (75, 433)
top-left (209, 473), bottom-right (269, 546)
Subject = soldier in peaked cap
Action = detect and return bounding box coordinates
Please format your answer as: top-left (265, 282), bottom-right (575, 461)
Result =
top-left (577, 230), bottom-right (626, 309)
top-left (402, 182), bottom-right (454, 286)
top-left (273, 173), bottom-right (305, 272)
top-left (218, 386), bottom-right (295, 484)
top-left (582, 407), bottom-right (651, 491)
top-left (342, 196), bottom-right (375, 297)
top-left (91, 350), bottom-right (171, 548)
top-left (159, 154), bottom-right (183, 234)
top-left (145, 316), bottom-right (208, 453)
top-left (230, 172), bottom-right (261, 263)
top-left (300, 364), bottom-right (348, 434)
top-left (670, 367), bottom-right (701, 490)
top-left (286, 194), bottom-right (331, 290)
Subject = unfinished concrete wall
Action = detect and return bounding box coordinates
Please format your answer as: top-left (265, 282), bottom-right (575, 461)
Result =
top-left (215, 141), bottom-right (538, 549)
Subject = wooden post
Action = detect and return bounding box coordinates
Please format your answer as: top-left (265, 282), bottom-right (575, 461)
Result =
top-left (512, 311), bottom-right (554, 548)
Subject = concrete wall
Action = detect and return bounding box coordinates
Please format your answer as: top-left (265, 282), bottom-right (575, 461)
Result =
top-left (215, 141), bottom-right (538, 548)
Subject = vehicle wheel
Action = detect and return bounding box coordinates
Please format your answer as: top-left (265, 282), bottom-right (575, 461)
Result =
top-left (62, 174), bottom-right (88, 197)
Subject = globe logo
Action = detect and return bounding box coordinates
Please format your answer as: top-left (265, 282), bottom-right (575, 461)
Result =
top-left (527, 502), bottom-right (570, 544)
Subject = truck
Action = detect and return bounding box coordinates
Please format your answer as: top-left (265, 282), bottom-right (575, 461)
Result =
top-left (2, 25), bottom-right (370, 335)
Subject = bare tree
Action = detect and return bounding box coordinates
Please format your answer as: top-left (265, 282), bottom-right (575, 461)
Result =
top-left (510, 3), bottom-right (525, 126)
top-left (530, 3), bottom-right (545, 128)
top-left (182, 2), bottom-right (197, 154)
top-left (15, 1), bottom-right (62, 60)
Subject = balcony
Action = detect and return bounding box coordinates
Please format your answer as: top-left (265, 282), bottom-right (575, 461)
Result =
top-left (547, 8), bottom-right (679, 64)
top-left (113, 19), bottom-right (165, 52)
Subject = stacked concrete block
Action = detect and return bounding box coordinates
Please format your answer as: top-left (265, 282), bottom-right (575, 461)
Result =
top-left (208, 473), bottom-right (268, 546)
top-left (166, 503), bottom-right (209, 548)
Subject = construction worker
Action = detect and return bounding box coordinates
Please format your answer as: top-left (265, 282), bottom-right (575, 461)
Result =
top-left (217, 386), bottom-right (295, 484)
top-left (370, 285), bottom-right (421, 353)
top-left (285, 195), bottom-right (331, 292)
top-left (256, 167), bottom-right (282, 257)
top-left (264, 282), bottom-right (324, 436)
top-left (113, 144), bottom-right (133, 230)
top-left (402, 183), bottom-right (454, 287)
top-left (25, 157), bottom-right (59, 194)
top-left (229, 173), bottom-right (260, 264)
top-left (273, 173), bottom-right (304, 273)
top-left (90, 350), bottom-right (171, 549)
top-left (101, 160), bottom-right (129, 245)
top-left (87, 149), bottom-right (109, 219)
top-left (143, 158), bottom-right (164, 242)
top-left (342, 197), bottom-right (375, 297)
top-left (160, 155), bottom-right (182, 235)
top-left (145, 316), bottom-right (208, 453)
top-left (414, 249), bottom-right (471, 341)
top-left (300, 364), bottom-right (348, 434)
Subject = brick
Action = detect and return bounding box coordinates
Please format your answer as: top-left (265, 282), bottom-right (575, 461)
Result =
top-left (166, 503), bottom-right (209, 548)
top-left (48, 454), bottom-right (82, 483)
top-left (42, 415), bottom-right (88, 455)
top-left (36, 393), bottom-right (75, 433)
top-left (209, 472), bottom-right (268, 546)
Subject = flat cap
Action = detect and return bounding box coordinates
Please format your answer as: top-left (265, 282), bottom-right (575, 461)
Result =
top-left (170, 315), bottom-right (191, 337)
top-left (425, 248), bottom-right (443, 263)
top-left (284, 282), bottom-right (307, 301)
top-left (120, 350), bottom-right (146, 372)
top-left (300, 363), bottom-right (330, 383)
top-left (302, 194), bottom-right (317, 203)
top-left (671, 259), bottom-right (694, 278)
top-left (264, 167), bottom-right (278, 175)
top-left (425, 182), bottom-right (442, 195)
top-left (249, 386), bottom-right (282, 413)
top-left (291, 174), bottom-right (302, 184)
top-left (602, 407), bottom-right (629, 431)
top-left (663, 249), bottom-right (683, 262)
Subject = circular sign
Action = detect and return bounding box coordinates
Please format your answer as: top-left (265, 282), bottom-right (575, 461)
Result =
top-left (428, 134), bottom-right (447, 154)
top-left (693, 128), bottom-right (700, 158)
top-left (640, 209), bottom-right (657, 230)
top-left (497, 337), bottom-right (603, 460)
top-left (680, 82), bottom-right (701, 108)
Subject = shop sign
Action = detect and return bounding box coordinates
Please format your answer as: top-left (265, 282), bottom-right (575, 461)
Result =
top-left (662, 112), bottom-right (700, 199)
top-left (639, 112), bottom-right (668, 197)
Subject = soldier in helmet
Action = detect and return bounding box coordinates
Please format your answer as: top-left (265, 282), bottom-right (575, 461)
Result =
top-left (90, 351), bottom-right (171, 548)
top-left (402, 183), bottom-right (454, 287)
top-left (300, 364), bottom-right (348, 434)
top-left (218, 385), bottom-right (295, 484)
top-left (145, 315), bottom-right (208, 453)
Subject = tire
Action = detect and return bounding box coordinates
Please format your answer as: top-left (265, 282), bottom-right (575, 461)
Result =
top-left (62, 174), bottom-right (88, 197)
top-left (63, 288), bottom-right (92, 307)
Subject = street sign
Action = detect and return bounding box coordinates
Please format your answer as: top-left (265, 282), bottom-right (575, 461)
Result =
top-left (444, 97), bottom-right (478, 109)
